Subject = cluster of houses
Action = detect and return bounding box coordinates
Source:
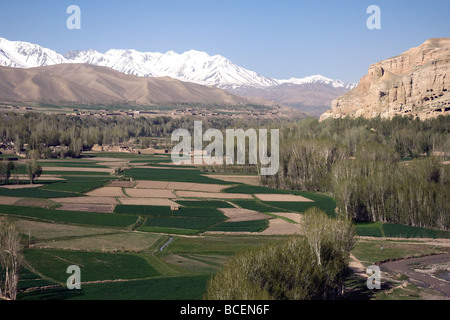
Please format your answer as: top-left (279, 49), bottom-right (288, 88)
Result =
top-left (0, 142), bottom-right (15, 154)
top-left (90, 144), bottom-right (169, 155)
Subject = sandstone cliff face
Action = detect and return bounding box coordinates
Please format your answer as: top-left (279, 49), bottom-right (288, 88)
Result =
top-left (320, 38), bottom-right (450, 121)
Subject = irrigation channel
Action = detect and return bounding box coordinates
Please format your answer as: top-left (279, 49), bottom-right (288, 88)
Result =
top-left (160, 236), bottom-right (173, 252)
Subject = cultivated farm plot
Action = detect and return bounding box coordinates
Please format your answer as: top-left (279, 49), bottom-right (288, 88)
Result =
top-left (260, 218), bottom-right (301, 235)
top-left (85, 187), bottom-right (126, 197)
top-left (175, 191), bottom-right (252, 199)
top-left (134, 180), bottom-right (230, 192)
top-left (15, 219), bottom-right (117, 240)
top-left (57, 203), bottom-right (115, 213)
top-left (0, 196), bottom-right (22, 205)
top-left (206, 219), bottom-right (269, 233)
top-left (53, 196), bottom-right (119, 205)
top-left (175, 200), bottom-right (235, 208)
top-left (13, 198), bottom-right (58, 208)
top-left (254, 193), bottom-right (314, 202)
top-left (204, 218), bottom-right (299, 235)
top-left (0, 205), bottom-right (137, 228)
top-left (39, 166), bottom-right (114, 173)
top-left (13, 174), bottom-right (65, 181)
top-left (134, 180), bottom-right (172, 189)
top-left (138, 216), bottom-right (225, 234)
top-left (218, 208), bottom-right (270, 222)
top-left (108, 180), bottom-right (136, 188)
top-left (118, 197), bottom-right (179, 206)
top-left (271, 212), bottom-right (302, 224)
top-left (24, 249), bottom-right (160, 283)
top-left (124, 188), bottom-right (174, 198)
top-left (41, 177), bottom-right (113, 193)
top-left (32, 232), bottom-right (162, 252)
top-left (0, 187), bottom-right (80, 199)
top-left (123, 167), bottom-right (235, 185)
top-left (0, 184), bottom-right (44, 189)
top-left (204, 175), bottom-right (260, 186)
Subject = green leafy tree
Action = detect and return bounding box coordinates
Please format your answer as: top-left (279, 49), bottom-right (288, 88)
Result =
top-left (26, 160), bottom-right (42, 184)
top-left (205, 209), bottom-right (356, 300)
top-left (0, 161), bottom-right (16, 184)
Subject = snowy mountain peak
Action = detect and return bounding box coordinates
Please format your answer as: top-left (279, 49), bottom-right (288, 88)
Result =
top-left (0, 36), bottom-right (356, 90)
top-left (0, 37), bottom-right (69, 68)
top-left (276, 75), bottom-right (357, 89)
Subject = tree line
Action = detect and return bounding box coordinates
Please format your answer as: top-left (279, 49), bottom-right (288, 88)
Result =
top-left (0, 112), bottom-right (273, 158)
top-left (262, 116), bottom-right (450, 231)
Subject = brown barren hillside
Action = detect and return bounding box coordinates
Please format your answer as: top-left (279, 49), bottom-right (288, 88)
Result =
top-left (0, 63), bottom-right (257, 105)
top-left (320, 38), bottom-right (450, 121)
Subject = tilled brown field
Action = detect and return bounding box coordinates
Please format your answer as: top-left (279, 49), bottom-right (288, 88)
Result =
top-left (218, 208), bottom-right (271, 222)
top-left (254, 194), bottom-right (314, 202)
top-left (203, 175), bottom-right (260, 186)
top-left (0, 196), bottom-right (22, 205)
top-left (53, 196), bottom-right (119, 205)
top-left (175, 190), bottom-right (253, 199)
top-left (85, 187), bottom-right (126, 197)
top-left (117, 197), bottom-right (179, 206)
top-left (124, 188), bottom-right (174, 198)
top-left (0, 184), bottom-right (44, 189)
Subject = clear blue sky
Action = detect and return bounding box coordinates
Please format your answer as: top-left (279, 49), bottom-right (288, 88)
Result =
top-left (0, 0), bottom-right (449, 83)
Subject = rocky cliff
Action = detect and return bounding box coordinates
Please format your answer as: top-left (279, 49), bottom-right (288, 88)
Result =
top-left (320, 38), bottom-right (450, 121)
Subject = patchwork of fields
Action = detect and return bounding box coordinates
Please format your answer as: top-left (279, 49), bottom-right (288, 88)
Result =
top-left (1, 152), bottom-right (449, 300)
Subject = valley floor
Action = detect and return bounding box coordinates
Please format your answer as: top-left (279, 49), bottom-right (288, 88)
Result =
top-left (0, 151), bottom-right (448, 300)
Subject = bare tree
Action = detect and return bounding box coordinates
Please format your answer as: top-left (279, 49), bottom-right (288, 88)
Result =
top-left (0, 218), bottom-right (23, 300)
top-left (300, 208), bottom-right (330, 266)
top-left (301, 207), bottom-right (356, 267)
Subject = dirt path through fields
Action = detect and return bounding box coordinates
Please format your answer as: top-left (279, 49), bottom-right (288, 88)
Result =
top-left (349, 254), bottom-right (368, 279)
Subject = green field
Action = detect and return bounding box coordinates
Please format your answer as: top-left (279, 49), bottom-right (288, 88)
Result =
top-left (115, 205), bottom-right (173, 216)
top-left (43, 171), bottom-right (112, 176)
top-left (41, 177), bottom-right (113, 193)
top-left (0, 205), bottom-right (137, 227)
top-left (175, 200), bottom-right (235, 208)
top-left (38, 161), bottom-right (110, 168)
top-left (0, 187), bottom-right (81, 198)
top-left (208, 219), bottom-right (269, 232)
top-left (1, 151), bottom-right (447, 301)
top-left (18, 274), bottom-right (211, 300)
top-left (167, 235), bottom-right (284, 255)
top-left (232, 199), bottom-right (288, 212)
top-left (139, 217), bottom-right (225, 233)
top-left (115, 205), bottom-right (226, 219)
top-left (355, 222), bottom-right (450, 238)
top-left (225, 185), bottom-right (336, 217)
top-left (224, 184), bottom-right (291, 194)
top-left (123, 167), bottom-right (234, 184)
top-left (24, 249), bottom-right (160, 282)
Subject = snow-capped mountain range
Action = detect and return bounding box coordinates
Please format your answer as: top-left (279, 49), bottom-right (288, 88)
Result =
top-left (0, 37), bottom-right (357, 90)
top-left (275, 75), bottom-right (356, 90)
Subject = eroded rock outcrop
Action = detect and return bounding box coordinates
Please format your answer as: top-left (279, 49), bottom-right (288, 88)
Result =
top-left (320, 38), bottom-right (450, 121)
